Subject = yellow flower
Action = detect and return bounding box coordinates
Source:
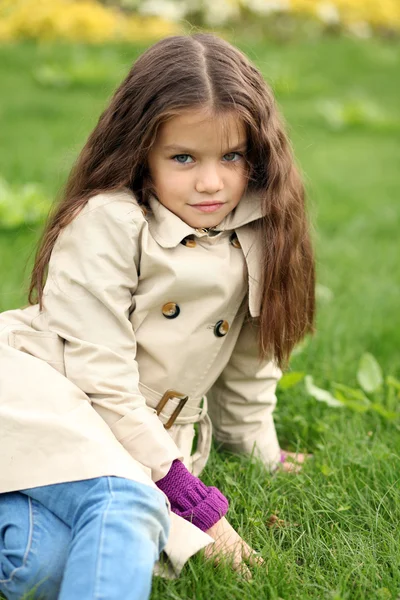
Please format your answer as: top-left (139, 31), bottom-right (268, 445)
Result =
top-left (289, 0), bottom-right (400, 28)
top-left (0, 0), bottom-right (399, 42)
top-left (121, 15), bottom-right (180, 42)
top-left (0, 0), bottom-right (182, 43)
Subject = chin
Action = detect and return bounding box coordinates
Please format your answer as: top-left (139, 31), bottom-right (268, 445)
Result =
top-left (183, 209), bottom-right (226, 229)
top-left (192, 219), bottom-right (220, 228)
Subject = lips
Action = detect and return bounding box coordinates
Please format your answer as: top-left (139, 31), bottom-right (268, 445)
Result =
top-left (191, 201), bottom-right (224, 207)
top-left (191, 202), bottom-right (224, 213)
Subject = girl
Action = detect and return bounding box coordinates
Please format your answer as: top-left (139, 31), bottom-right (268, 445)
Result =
top-left (0, 32), bottom-right (315, 599)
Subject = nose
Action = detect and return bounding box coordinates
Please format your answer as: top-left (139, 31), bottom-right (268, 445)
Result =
top-left (195, 163), bottom-right (224, 194)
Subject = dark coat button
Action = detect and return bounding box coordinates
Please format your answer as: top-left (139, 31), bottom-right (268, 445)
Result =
top-left (214, 320), bottom-right (230, 337)
top-left (229, 232), bottom-right (241, 249)
top-left (181, 236), bottom-right (197, 248)
top-left (162, 302), bottom-right (180, 319)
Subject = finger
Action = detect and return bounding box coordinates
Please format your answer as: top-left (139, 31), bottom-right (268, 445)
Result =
top-left (208, 543), bottom-right (252, 580)
top-left (248, 552), bottom-right (265, 568)
top-left (204, 538), bottom-right (243, 564)
top-left (282, 461), bottom-right (302, 474)
top-left (284, 451), bottom-right (313, 464)
top-left (283, 451), bottom-right (304, 463)
top-left (242, 543), bottom-right (265, 568)
top-left (232, 550), bottom-right (252, 580)
top-left (238, 562), bottom-right (252, 580)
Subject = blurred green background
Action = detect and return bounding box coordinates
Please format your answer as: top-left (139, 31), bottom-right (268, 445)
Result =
top-left (1, 2), bottom-right (400, 599)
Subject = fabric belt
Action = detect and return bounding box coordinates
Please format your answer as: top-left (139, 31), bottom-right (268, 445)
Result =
top-left (138, 382), bottom-right (207, 427)
top-left (138, 382), bottom-right (212, 476)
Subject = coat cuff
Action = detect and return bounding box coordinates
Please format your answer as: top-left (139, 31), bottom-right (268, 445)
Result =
top-left (108, 405), bottom-right (184, 481)
top-left (213, 414), bottom-right (282, 472)
top-left (154, 513), bottom-right (214, 579)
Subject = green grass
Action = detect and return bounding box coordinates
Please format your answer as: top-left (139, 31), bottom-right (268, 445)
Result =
top-left (0, 35), bottom-right (399, 600)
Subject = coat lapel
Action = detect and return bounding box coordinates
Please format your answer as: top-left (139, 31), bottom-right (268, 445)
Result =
top-left (216, 190), bottom-right (265, 318)
top-left (235, 224), bottom-right (263, 318)
top-left (146, 189), bottom-right (266, 318)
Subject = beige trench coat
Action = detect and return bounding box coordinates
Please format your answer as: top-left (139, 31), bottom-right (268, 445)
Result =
top-left (0, 188), bottom-right (282, 578)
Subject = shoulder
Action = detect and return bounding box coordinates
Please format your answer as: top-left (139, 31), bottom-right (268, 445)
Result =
top-left (77, 188), bottom-right (147, 231)
top-left (55, 189), bottom-right (148, 258)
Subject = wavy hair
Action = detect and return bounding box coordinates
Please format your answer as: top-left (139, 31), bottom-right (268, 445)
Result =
top-left (27, 32), bottom-right (315, 369)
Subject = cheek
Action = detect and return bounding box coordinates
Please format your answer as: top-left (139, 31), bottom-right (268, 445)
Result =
top-left (156, 169), bottom-right (189, 195)
top-left (231, 165), bottom-right (248, 190)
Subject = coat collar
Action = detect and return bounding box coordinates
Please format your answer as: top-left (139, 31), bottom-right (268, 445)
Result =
top-left (147, 189), bottom-right (265, 248)
top-left (146, 190), bottom-right (266, 318)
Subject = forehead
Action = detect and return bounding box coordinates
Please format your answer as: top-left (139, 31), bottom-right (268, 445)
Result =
top-left (156, 107), bottom-right (247, 151)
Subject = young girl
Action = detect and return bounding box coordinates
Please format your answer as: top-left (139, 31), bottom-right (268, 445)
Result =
top-left (0, 32), bottom-right (315, 599)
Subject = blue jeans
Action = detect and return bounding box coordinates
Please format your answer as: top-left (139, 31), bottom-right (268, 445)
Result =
top-left (0, 476), bottom-right (170, 600)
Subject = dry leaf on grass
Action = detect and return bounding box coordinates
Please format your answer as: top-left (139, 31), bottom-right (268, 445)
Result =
top-left (266, 514), bottom-right (300, 528)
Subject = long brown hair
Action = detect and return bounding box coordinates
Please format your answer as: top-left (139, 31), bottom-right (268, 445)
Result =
top-left (28, 32), bottom-right (315, 369)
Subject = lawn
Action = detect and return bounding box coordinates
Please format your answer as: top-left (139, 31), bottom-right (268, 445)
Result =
top-left (0, 35), bottom-right (399, 599)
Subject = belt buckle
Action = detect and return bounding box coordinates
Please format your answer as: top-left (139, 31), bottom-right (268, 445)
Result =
top-left (155, 389), bottom-right (189, 429)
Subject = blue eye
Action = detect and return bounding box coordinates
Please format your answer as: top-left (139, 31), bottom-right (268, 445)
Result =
top-left (173, 154), bottom-right (193, 164)
top-left (172, 152), bottom-right (243, 164)
top-left (223, 152), bottom-right (242, 162)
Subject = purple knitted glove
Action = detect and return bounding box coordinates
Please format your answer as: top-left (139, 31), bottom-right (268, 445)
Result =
top-left (156, 459), bottom-right (229, 532)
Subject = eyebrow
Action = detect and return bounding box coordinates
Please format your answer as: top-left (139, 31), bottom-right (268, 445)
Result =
top-left (163, 142), bottom-right (248, 153)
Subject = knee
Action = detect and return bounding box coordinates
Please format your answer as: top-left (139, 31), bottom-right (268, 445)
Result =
top-left (0, 493), bottom-right (71, 600)
top-left (83, 476), bottom-right (171, 553)
top-left (109, 477), bottom-right (171, 547)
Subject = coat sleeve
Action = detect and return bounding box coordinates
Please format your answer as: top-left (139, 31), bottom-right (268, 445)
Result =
top-left (207, 313), bottom-right (282, 472)
top-left (42, 193), bottom-right (183, 481)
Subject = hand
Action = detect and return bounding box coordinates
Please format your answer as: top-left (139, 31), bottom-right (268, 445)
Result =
top-left (203, 516), bottom-right (264, 580)
top-left (280, 450), bottom-right (313, 474)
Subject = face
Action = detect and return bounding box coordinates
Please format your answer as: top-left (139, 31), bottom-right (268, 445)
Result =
top-left (147, 107), bottom-right (249, 228)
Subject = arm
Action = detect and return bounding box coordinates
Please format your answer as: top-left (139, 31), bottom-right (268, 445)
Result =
top-left (207, 312), bottom-right (283, 472)
top-left (43, 192), bottom-right (182, 481)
